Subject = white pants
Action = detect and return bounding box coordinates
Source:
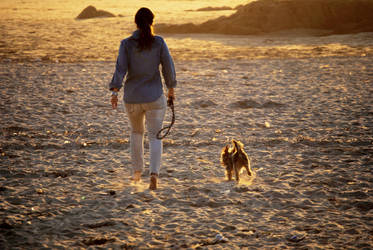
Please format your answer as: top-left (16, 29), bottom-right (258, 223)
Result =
top-left (124, 95), bottom-right (166, 175)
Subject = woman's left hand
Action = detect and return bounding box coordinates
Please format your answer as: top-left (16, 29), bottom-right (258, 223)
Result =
top-left (111, 95), bottom-right (118, 109)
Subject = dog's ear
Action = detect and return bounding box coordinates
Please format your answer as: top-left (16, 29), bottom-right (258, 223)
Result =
top-left (221, 145), bottom-right (228, 156)
top-left (233, 139), bottom-right (243, 150)
top-left (232, 139), bottom-right (238, 149)
top-left (223, 145), bottom-right (230, 155)
top-left (230, 143), bottom-right (237, 155)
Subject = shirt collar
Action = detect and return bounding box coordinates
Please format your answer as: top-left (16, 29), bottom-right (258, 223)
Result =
top-left (132, 30), bottom-right (140, 39)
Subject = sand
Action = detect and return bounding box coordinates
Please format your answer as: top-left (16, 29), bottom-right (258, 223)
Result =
top-left (0, 0), bottom-right (372, 248)
top-left (1, 55), bottom-right (372, 248)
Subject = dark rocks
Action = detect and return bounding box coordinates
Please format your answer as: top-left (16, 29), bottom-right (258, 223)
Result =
top-left (156, 0), bottom-right (373, 35)
top-left (195, 6), bottom-right (233, 12)
top-left (76, 6), bottom-right (115, 19)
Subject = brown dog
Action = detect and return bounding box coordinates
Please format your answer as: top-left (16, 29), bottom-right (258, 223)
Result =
top-left (220, 139), bottom-right (252, 182)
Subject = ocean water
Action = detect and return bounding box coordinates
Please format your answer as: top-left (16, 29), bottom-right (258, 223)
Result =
top-left (0, 0), bottom-right (372, 62)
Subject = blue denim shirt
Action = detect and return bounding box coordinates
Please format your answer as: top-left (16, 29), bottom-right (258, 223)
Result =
top-left (109, 30), bottom-right (177, 103)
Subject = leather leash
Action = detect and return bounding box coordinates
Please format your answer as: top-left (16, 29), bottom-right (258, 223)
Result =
top-left (156, 97), bottom-right (175, 139)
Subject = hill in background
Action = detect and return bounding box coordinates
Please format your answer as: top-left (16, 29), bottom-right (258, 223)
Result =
top-left (156, 0), bottom-right (373, 35)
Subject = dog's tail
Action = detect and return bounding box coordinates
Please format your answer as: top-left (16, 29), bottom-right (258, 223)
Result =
top-left (220, 145), bottom-right (229, 165)
top-left (232, 139), bottom-right (243, 152)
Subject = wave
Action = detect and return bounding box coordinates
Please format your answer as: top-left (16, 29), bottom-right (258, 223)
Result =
top-left (156, 0), bottom-right (373, 36)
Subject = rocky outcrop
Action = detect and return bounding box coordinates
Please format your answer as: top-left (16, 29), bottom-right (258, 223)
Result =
top-left (194, 6), bottom-right (233, 11)
top-left (156, 0), bottom-right (373, 35)
top-left (76, 6), bottom-right (115, 19)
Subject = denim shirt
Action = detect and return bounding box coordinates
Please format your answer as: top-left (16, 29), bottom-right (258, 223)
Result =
top-left (109, 30), bottom-right (177, 104)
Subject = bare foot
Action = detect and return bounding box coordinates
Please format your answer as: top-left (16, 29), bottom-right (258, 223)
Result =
top-left (132, 171), bottom-right (141, 182)
top-left (149, 173), bottom-right (158, 190)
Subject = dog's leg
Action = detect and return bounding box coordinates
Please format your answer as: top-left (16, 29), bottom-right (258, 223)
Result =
top-left (245, 162), bottom-right (252, 176)
top-left (226, 156), bottom-right (234, 181)
top-left (227, 168), bottom-right (232, 181)
top-left (234, 163), bottom-right (240, 183)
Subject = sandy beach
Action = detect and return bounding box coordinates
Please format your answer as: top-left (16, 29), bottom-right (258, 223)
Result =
top-left (1, 55), bottom-right (372, 249)
top-left (1, 0), bottom-right (373, 248)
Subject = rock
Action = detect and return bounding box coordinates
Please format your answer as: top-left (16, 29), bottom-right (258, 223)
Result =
top-left (156, 0), bottom-right (373, 35)
top-left (76, 6), bottom-right (115, 19)
top-left (195, 6), bottom-right (233, 11)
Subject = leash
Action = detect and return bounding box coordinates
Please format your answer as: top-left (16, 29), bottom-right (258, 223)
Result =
top-left (156, 97), bottom-right (175, 140)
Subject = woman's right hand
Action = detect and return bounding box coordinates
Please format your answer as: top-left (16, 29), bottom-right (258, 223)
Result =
top-left (111, 88), bottom-right (119, 109)
top-left (111, 95), bottom-right (118, 109)
top-left (167, 88), bottom-right (175, 101)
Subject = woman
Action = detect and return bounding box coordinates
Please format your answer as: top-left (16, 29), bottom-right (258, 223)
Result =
top-left (109, 7), bottom-right (177, 190)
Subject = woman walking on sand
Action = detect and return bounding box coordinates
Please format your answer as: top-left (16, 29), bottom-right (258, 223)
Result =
top-left (109, 7), bottom-right (177, 190)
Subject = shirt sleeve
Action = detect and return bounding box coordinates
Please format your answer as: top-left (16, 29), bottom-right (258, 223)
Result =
top-left (109, 40), bottom-right (128, 91)
top-left (160, 39), bottom-right (177, 89)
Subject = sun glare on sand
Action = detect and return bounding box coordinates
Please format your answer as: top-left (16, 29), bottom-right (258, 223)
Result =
top-left (0, 0), bottom-right (247, 19)
top-left (1, 0), bottom-right (373, 249)
top-left (0, 0), bottom-right (253, 62)
top-left (1, 0), bottom-right (370, 62)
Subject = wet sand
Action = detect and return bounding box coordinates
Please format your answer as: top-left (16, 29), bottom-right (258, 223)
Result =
top-left (1, 56), bottom-right (372, 249)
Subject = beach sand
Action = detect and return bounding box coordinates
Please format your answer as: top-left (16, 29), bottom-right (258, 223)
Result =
top-left (1, 55), bottom-right (372, 248)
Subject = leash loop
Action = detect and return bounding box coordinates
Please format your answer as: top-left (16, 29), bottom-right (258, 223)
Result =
top-left (156, 97), bottom-right (175, 140)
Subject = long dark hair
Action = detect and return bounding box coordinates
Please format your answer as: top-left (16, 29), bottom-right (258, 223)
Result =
top-left (135, 8), bottom-right (155, 50)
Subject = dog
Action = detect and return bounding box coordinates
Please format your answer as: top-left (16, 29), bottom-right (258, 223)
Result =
top-left (220, 139), bottom-right (252, 182)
